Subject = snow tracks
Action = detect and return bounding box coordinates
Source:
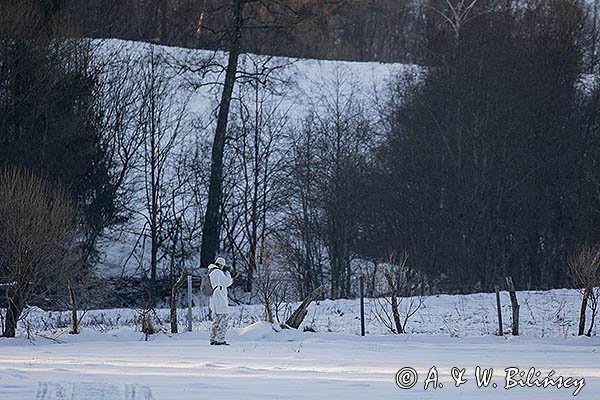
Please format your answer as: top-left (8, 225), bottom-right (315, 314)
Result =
top-left (35, 382), bottom-right (154, 400)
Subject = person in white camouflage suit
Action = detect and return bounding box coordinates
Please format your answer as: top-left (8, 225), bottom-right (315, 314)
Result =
top-left (208, 257), bottom-right (233, 345)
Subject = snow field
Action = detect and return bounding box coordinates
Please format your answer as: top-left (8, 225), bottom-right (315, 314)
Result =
top-left (1, 288), bottom-right (599, 399)
top-left (7, 288), bottom-right (594, 339)
top-left (1, 323), bottom-right (599, 399)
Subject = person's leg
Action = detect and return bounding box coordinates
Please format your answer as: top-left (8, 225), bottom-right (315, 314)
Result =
top-left (216, 314), bottom-right (229, 343)
top-left (210, 315), bottom-right (219, 344)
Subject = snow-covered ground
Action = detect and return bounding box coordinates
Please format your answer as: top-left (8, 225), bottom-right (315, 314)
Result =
top-left (8, 288), bottom-right (593, 338)
top-left (1, 323), bottom-right (598, 399)
top-left (1, 288), bottom-right (599, 399)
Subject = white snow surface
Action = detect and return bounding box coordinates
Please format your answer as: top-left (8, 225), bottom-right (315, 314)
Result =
top-left (1, 288), bottom-right (600, 399)
top-left (1, 323), bottom-right (598, 399)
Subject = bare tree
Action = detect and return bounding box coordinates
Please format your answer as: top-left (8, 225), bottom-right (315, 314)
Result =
top-left (568, 244), bottom-right (600, 336)
top-left (0, 167), bottom-right (79, 337)
top-left (200, 0), bottom-right (249, 269)
top-left (253, 243), bottom-right (289, 323)
top-left (311, 70), bottom-right (373, 298)
top-left (428, 0), bottom-right (483, 41)
top-left (99, 45), bottom-right (146, 227)
top-left (279, 117), bottom-right (326, 299)
top-left (278, 65), bottom-right (379, 300)
top-left (164, 150), bottom-right (205, 284)
top-left (170, 269), bottom-right (188, 333)
top-left (373, 252), bottom-right (427, 334)
top-left (136, 45), bottom-right (189, 286)
top-left (222, 57), bottom-right (291, 292)
top-left (199, 0), bottom-right (309, 269)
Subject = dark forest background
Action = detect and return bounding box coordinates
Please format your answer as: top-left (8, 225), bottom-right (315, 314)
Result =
top-left (32, 0), bottom-right (599, 66)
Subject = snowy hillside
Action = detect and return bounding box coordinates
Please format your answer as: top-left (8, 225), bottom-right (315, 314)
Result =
top-left (93, 39), bottom-right (416, 281)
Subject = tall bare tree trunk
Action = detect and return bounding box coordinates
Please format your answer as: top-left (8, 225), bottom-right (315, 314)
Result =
top-left (200, 0), bottom-right (245, 268)
top-left (68, 278), bottom-right (79, 334)
top-left (3, 287), bottom-right (25, 338)
top-left (149, 46), bottom-right (159, 285)
top-left (384, 269), bottom-right (403, 334)
top-left (579, 286), bottom-right (590, 336)
top-left (586, 301), bottom-right (596, 337)
top-left (170, 270), bottom-right (188, 334)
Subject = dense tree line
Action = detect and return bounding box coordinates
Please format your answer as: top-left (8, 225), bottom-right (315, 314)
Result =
top-left (364, 0), bottom-right (600, 291)
top-left (276, 0), bottom-right (600, 295)
top-left (37, 0), bottom-right (484, 64)
top-left (0, 1), bottom-right (119, 335)
top-left (52, 1), bottom-right (600, 68)
top-left (0, 2), bottom-right (119, 263)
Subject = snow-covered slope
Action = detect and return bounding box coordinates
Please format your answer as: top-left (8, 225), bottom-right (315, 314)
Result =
top-left (93, 39), bottom-right (417, 280)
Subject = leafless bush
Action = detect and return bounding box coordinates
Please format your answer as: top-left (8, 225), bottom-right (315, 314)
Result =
top-left (169, 269), bottom-right (188, 334)
top-left (254, 244), bottom-right (290, 323)
top-left (568, 244), bottom-right (600, 336)
top-left (136, 289), bottom-right (165, 340)
top-left (0, 167), bottom-right (79, 337)
top-left (372, 252), bottom-right (427, 334)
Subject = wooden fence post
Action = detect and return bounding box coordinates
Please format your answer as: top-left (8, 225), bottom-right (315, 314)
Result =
top-left (505, 276), bottom-right (519, 336)
top-left (187, 274), bottom-right (193, 332)
top-left (495, 285), bottom-right (503, 336)
top-left (360, 275), bottom-right (365, 336)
